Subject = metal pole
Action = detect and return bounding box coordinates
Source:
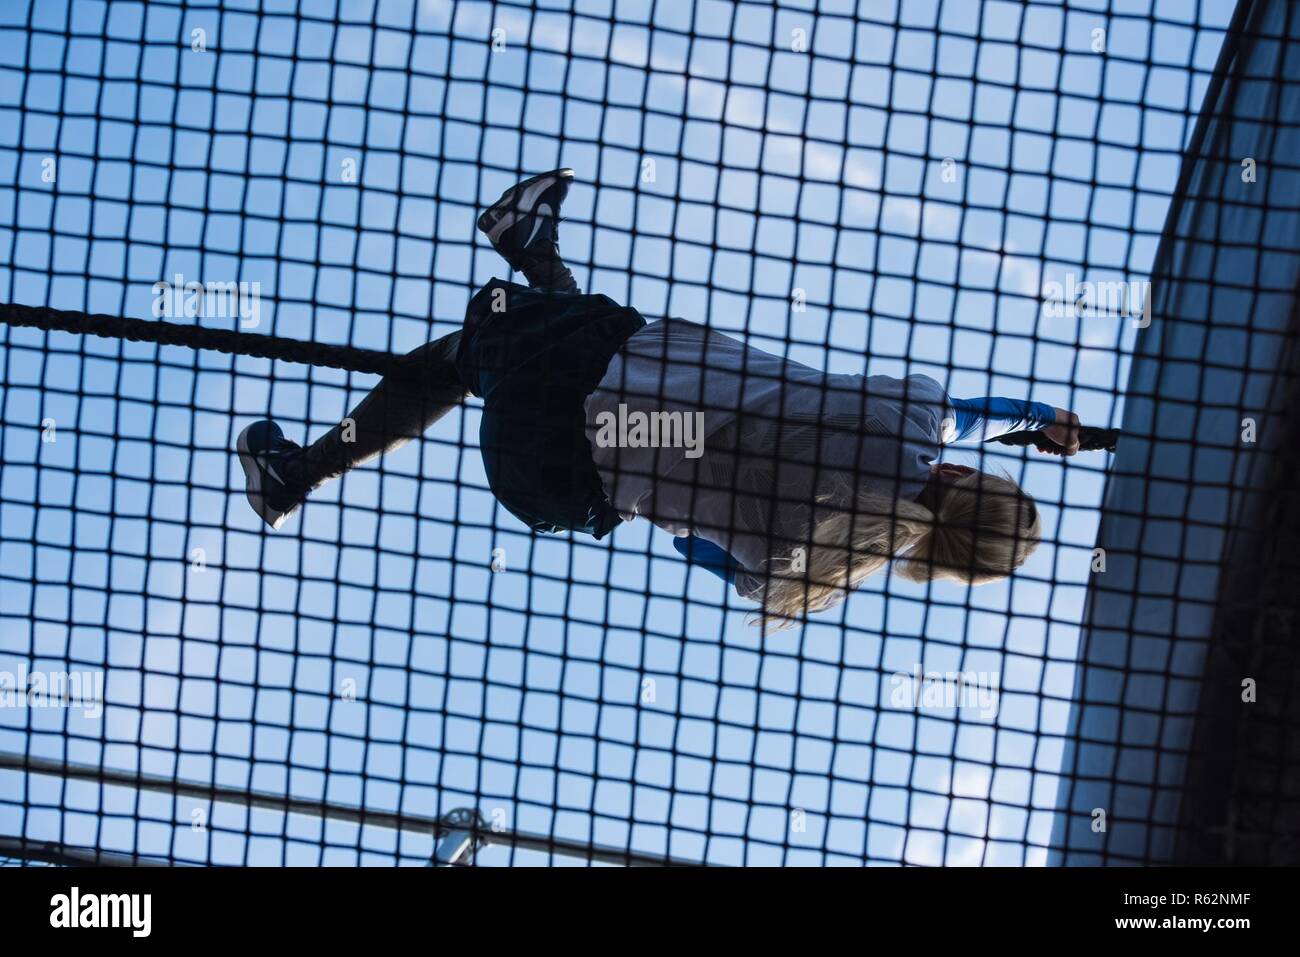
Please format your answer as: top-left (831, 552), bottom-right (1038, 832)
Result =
top-left (0, 752), bottom-right (706, 867)
top-left (0, 836), bottom-right (178, 867)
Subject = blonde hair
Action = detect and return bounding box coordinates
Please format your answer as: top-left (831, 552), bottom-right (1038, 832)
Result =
top-left (752, 468), bottom-right (1041, 631)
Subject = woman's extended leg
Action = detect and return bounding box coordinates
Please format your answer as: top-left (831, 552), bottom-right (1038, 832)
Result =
top-left (237, 331), bottom-right (467, 529)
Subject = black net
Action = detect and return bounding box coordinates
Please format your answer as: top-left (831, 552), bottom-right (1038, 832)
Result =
top-left (0, 0), bottom-right (1293, 868)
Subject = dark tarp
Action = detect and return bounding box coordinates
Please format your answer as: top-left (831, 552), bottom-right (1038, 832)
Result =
top-left (1049, 0), bottom-right (1300, 864)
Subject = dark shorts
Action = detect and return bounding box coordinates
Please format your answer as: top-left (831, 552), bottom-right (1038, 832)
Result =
top-left (455, 279), bottom-right (646, 538)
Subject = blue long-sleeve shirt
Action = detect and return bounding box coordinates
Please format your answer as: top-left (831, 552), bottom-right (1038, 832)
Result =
top-left (673, 535), bottom-right (740, 585)
top-left (674, 394), bottom-right (1056, 585)
top-left (946, 396), bottom-right (1057, 443)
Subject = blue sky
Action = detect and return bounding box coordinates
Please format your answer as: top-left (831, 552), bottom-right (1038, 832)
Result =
top-left (0, 0), bottom-right (1235, 866)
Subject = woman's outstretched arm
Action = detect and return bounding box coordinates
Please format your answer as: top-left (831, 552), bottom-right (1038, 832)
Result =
top-left (947, 397), bottom-right (1081, 454)
top-left (947, 396), bottom-right (1056, 441)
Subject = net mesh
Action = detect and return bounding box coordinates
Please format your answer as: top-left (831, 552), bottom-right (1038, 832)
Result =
top-left (0, 0), bottom-right (1265, 866)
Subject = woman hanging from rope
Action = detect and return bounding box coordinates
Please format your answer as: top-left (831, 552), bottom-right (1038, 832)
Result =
top-left (237, 169), bottom-right (1081, 628)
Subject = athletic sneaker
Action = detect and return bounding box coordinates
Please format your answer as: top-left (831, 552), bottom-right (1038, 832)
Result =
top-left (236, 420), bottom-right (310, 530)
top-left (477, 168), bottom-right (579, 293)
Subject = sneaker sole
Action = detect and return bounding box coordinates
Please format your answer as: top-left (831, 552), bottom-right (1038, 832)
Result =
top-left (236, 425), bottom-right (293, 531)
top-left (478, 168), bottom-right (574, 244)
